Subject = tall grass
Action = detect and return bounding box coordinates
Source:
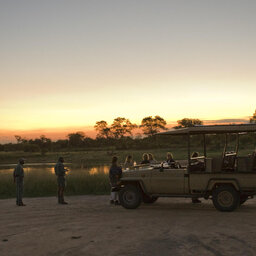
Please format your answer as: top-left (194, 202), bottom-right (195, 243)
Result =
top-left (0, 168), bottom-right (110, 199)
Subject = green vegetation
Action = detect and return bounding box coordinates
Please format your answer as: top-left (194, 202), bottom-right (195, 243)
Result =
top-left (250, 109), bottom-right (256, 123)
top-left (0, 168), bottom-right (110, 199)
top-left (0, 147), bottom-right (188, 165)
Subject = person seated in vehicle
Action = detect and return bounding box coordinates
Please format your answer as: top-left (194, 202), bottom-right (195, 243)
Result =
top-left (165, 152), bottom-right (181, 168)
top-left (141, 153), bottom-right (150, 164)
top-left (109, 156), bottom-right (122, 205)
top-left (189, 152), bottom-right (205, 172)
top-left (148, 153), bottom-right (157, 164)
top-left (124, 155), bottom-right (134, 169)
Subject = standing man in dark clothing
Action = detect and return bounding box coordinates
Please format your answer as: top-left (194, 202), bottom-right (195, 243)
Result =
top-left (55, 157), bottom-right (69, 204)
top-left (13, 158), bottom-right (26, 206)
top-left (109, 156), bottom-right (122, 205)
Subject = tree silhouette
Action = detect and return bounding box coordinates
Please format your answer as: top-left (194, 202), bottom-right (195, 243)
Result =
top-left (140, 115), bottom-right (167, 136)
top-left (14, 135), bottom-right (27, 144)
top-left (110, 117), bottom-right (137, 139)
top-left (67, 132), bottom-right (85, 146)
top-left (250, 110), bottom-right (256, 124)
top-left (94, 121), bottom-right (112, 138)
top-left (34, 135), bottom-right (52, 155)
top-left (174, 118), bottom-right (203, 129)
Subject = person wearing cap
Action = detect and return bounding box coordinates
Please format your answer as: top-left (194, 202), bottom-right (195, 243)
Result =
top-left (13, 158), bottom-right (26, 206)
top-left (55, 157), bottom-right (69, 204)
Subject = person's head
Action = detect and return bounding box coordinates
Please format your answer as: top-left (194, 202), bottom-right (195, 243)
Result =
top-left (191, 152), bottom-right (199, 158)
top-left (58, 157), bottom-right (64, 163)
top-left (142, 153), bottom-right (149, 161)
top-left (148, 153), bottom-right (154, 161)
top-left (125, 155), bottom-right (132, 163)
top-left (167, 152), bottom-right (173, 160)
top-left (19, 158), bottom-right (25, 165)
top-left (112, 156), bottom-right (118, 165)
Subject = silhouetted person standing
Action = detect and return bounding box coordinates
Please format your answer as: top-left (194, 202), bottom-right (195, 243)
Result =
top-left (109, 156), bottom-right (122, 205)
top-left (55, 157), bottom-right (69, 204)
top-left (13, 158), bottom-right (26, 206)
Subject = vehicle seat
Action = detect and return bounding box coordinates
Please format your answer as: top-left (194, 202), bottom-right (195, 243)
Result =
top-left (169, 161), bottom-right (182, 169)
top-left (189, 159), bottom-right (205, 172)
top-left (222, 151), bottom-right (237, 172)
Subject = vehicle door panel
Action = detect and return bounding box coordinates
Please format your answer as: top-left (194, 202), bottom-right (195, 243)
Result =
top-left (150, 168), bottom-right (185, 194)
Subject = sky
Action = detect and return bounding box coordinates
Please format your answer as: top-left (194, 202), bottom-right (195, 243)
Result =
top-left (0, 0), bottom-right (256, 141)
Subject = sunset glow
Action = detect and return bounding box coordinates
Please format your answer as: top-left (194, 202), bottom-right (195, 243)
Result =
top-left (1, 1), bottom-right (256, 142)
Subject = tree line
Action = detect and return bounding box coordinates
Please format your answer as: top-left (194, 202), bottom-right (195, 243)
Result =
top-left (1, 110), bottom-right (256, 154)
top-left (0, 116), bottom-right (203, 154)
top-left (94, 115), bottom-right (169, 138)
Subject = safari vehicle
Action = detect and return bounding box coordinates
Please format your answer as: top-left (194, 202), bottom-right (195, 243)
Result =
top-left (119, 124), bottom-right (256, 212)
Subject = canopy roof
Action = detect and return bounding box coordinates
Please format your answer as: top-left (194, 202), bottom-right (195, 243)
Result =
top-left (157, 124), bottom-right (256, 135)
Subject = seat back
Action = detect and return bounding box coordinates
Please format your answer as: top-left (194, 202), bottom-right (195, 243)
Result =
top-left (222, 151), bottom-right (237, 172)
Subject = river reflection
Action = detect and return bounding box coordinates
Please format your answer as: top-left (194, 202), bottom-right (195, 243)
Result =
top-left (0, 164), bottom-right (109, 175)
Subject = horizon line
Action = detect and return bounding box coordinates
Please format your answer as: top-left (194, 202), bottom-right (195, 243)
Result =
top-left (0, 118), bottom-right (250, 144)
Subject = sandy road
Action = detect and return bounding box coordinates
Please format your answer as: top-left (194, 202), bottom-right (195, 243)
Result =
top-left (1, 196), bottom-right (256, 256)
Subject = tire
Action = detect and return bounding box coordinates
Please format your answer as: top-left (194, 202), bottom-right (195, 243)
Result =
top-left (240, 195), bottom-right (248, 205)
top-left (212, 185), bottom-right (240, 212)
top-left (119, 185), bottom-right (142, 209)
top-left (142, 195), bottom-right (158, 204)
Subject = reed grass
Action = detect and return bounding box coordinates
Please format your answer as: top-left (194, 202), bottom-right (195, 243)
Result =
top-left (0, 169), bottom-right (110, 199)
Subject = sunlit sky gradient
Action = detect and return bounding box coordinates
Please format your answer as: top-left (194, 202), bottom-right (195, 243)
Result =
top-left (1, 1), bottom-right (256, 141)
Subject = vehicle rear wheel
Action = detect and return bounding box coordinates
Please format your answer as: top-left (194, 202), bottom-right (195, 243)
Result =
top-left (212, 186), bottom-right (240, 212)
top-left (119, 185), bottom-right (142, 209)
top-left (142, 195), bottom-right (158, 204)
top-left (240, 195), bottom-right (248, 205)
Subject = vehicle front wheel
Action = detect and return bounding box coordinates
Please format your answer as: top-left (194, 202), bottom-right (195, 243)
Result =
top-left (212, 186), bottom-right (240, 212)
top-left (142, 195), bottom-right (158, 204)
top-left (119, 185), bottom-right (142, 209)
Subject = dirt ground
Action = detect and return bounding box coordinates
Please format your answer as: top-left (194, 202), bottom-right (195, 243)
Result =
top-left (1, 196), bottom-right (256, 256)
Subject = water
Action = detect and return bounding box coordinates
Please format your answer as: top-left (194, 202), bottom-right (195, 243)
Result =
top-left (0, 163), bottom-right (110, 198)
top-left (0, 163), bottom-right (109, 175)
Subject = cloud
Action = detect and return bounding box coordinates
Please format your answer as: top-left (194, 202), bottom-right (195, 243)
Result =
top-left (204, 118), bottom-right (249, 124)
